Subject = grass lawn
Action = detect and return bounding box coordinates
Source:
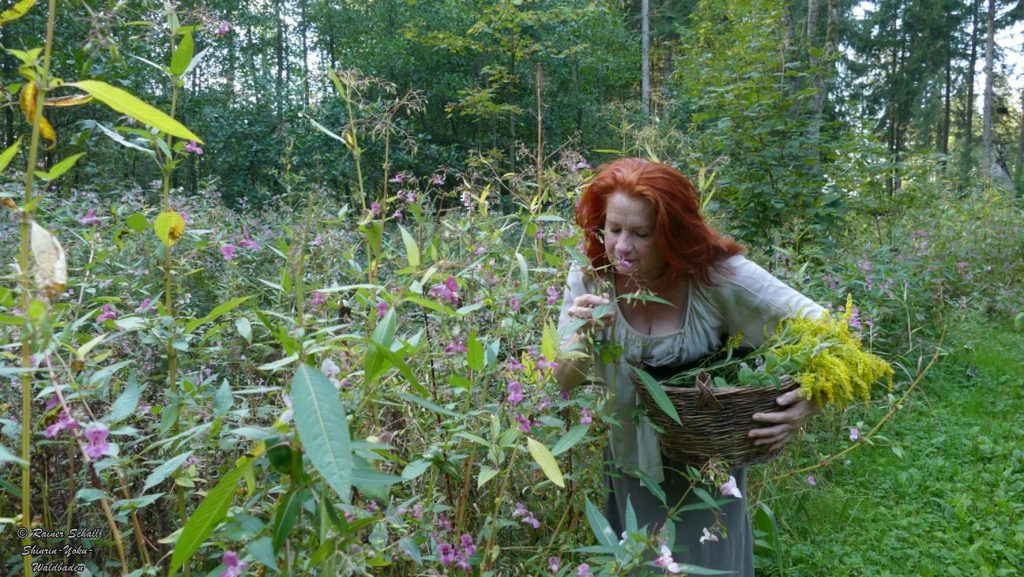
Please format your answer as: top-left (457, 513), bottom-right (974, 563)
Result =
top-left (755, 322), bottom-right (1024, 576)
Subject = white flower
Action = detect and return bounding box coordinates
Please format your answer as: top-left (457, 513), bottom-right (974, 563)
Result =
top-left (321, 358), bottom-right (341, 378)
top-left (719, 475), bottom-right (742, 499)
top-left (279, 393), bottom-right (293, 424)
top-left (699, 527), bottom-right (719, 545)
top-left (653, 545), bottom-right (681, 573)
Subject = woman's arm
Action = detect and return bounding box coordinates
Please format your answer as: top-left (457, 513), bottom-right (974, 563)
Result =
top-left (553, 269), bottom-right (613, 392)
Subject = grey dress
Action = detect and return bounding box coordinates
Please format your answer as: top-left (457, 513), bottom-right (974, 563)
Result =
top-left (557, 255), bottom-right (823, 575)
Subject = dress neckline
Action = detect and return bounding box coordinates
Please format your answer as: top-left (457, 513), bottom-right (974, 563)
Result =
top-left (610, 274), bottom-right (691, 338)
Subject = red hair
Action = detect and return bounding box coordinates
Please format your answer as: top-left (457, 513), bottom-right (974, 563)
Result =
top-left (575, 158), bottom-right (743, 284)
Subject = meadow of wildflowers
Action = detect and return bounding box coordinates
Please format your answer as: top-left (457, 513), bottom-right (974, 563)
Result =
top-left (3, 2), bottom-right (1024, 576)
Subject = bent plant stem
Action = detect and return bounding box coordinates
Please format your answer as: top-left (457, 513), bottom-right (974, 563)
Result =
top-left (49, 361), bottom-right (152, 565)
top-left (772, 333), bottom-right (943, 482)
top-left (83, 447), bottom-right (128, 572)
top-left (480, 449), bottom-right (518, 573)
top-left (421, 309), bottom-right (455, 507)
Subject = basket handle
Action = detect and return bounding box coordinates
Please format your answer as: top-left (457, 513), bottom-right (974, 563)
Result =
top-left (695, 370), bottom-right (723, 410)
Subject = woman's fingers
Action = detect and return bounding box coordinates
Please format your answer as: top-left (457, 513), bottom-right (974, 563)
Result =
top-left (569, 294), bottom-right (612, 329)
top-left (749, 394), bottom-right (818, 448)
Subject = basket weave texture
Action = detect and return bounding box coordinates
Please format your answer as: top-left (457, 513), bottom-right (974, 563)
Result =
top-left (631, 367), bottom-right (799, 468)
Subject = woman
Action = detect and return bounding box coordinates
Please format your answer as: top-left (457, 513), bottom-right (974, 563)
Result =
top-left (554, 158), bottom-right (821, 575)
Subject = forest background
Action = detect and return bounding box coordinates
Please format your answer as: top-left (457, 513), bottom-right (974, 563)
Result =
top-left (1, 0), bottom-right (1022, 576)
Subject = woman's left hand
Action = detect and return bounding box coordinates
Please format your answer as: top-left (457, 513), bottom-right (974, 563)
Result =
top-left (748, 389), bottom-right (819, 452)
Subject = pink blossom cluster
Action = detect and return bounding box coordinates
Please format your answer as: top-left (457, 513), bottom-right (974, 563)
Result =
top-left (437, 533), bottom-right (476, 570)
top-left (429, 276), bottom-right (459, 305)
top-left (511, 501), bottom-right (541, 529)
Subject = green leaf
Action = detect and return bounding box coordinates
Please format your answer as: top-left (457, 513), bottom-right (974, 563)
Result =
top-left (351, 467), bottom-right (403, 496)
top-left (552, 424), bottom-right (589, 456)
top-left (0, 443), bottom-right (26, 466)
top-left (34, 152), bottom-right (85, 181)
top-left (74, 488), bottom-right (107, 503)
top-left (467, 331), bottom-right (484, 371)
top-left (398, 537), bottom-right (422, 564)
top-left (125, 212), bottom-right (149, 232)
top-left (170, 30), bottom-right (194, 76)
top-left (113, 494), bottom-right (165, 512)
top-left (291, 364), bottom-right (352, 503)
top-left (401, 460), bottom-right (431, 480)
top-left (477, 466), bottom-right (500, 488)
top-left (247, 538), bottom-right (277, 574)
top-left (169, 459), bottom-right (248, 577)
top-left (272, 488), bottom-right (307, 552)
top-left (398, 224), bottom-right (421, 268)
top-left (631, 365), bottom-right (682, 426)
top-left (258, 353), bottom-right (298, 372)
top-left (88, 359), bottom-right (133, 386)
top-left (214, 379), bottom-right (233, 416)
top-left (0, 137), bottom-right (21, 172)
top-left (526, 437), bottom-right (564, 488)
top-left (142, 451), bottom-right (192, 493)
top-left (541, 321), bottom-right (558, 362)
top-left (364, 308), bottom-right (397, 385)
top-left (515, 252), bottom-right (529, 287)
top-left (69, 80), bottom-right (202, 143)
top-left (93, 121), bottom-right (155, 156)
top-left (108, 374), bottom-right (140, 423)
top-left (584, 497), bottom-right (617, 548)
top-left (185, 296), bottom-right (252, 334)
top-left (404, 295), bottom-right (455, 315)
top-left (397, 391), bottom-right (459, 419)
top-left (235, 317), bottom-right (252, 344)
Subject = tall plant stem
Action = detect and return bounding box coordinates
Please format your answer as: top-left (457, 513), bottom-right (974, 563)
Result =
top-left (18, 1), bottom-right (58, 574)
top-left (88, 464), bottom-right (127, 573)
top-left (343, 83), bottom-right (366, 213)
top-left (480, 450), bottom-right (518, 573)
top-left (420, 309), bottom-right (455, 507)
top-left (773, 340), bottom-right (941, 482)
top-left (535, 63), bottom-right (543, 206)
top-left (161, 45), bottom-right (191, 575)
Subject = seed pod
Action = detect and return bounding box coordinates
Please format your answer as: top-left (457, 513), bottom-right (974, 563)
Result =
top-left (30, 221), bottom-right (67, 298)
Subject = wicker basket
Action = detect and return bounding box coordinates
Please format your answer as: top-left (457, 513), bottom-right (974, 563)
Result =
top-left (631, 367), bottom-right (799, 468)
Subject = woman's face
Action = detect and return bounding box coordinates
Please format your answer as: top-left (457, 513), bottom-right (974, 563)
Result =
top-left (603, 192), bottom-right (667, 282)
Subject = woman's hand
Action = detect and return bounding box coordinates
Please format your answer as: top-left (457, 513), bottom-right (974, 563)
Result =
top-left (748, 389), bottom-right (819, 452)
top-left (566, 293), bottom-right (615, 336)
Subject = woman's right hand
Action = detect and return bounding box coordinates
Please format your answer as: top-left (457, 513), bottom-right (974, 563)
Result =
top-left (566, 293), bottom-right (615, 336)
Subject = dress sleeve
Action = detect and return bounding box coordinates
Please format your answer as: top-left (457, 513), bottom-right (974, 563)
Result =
top-left (711, 256), bottom-right (825, 347)
top-left (556, 266), bottom-right (594, 344)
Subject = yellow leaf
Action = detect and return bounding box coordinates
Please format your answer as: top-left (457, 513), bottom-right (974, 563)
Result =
top-left (44, 93), bottom-right (93, 107)
top-left (153, 210), bottom-right (186, 246)
top-left (30, 221), bottom-right (67, 298)
top-left (19, 81), bottom-right (56, 146)
top-left (0, 0), bottom-right (35, 27)
top-left (18, 80), bottom-right (36, 122)
top-left (526, 437), bottom-right (564, 488)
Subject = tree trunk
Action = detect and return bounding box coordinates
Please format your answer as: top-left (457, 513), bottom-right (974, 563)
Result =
top-left (275, 0), bottom-right (286, 121)
top-left (804, 0), bottom-right (832, 172)
top-left (300, 0), bottom-right (310, 107)
top-left (1015, 88), bottom-right (1024, 186)
top-left (962, 0), bottom-right (981, 184)
top-left (982, 0), bottom-right (996, 179)
top-left (942, 56), bottom-right (952, 159)
top-left (641, 0), bottom-right (650, 121)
